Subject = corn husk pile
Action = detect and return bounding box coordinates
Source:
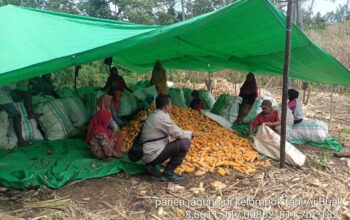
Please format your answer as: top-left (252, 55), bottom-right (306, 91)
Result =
top-left (122, 106), bottom-right (270, 175)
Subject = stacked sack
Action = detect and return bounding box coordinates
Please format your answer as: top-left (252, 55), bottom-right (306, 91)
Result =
top-left (7, 102), bottom-right (44, 147)
top-left (211, 94), bottom-right (242, 122)
top-left (0, 111), bottom-right (9, 150)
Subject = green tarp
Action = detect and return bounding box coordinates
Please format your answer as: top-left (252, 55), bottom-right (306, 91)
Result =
top-left (1, 0), bottom-right (350, 85)
top-left (0, 139), bottom-right (145, 189)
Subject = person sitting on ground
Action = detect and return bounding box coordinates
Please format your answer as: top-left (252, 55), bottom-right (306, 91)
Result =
top-left (142, 95), bottom-right (193, 182)
top-left (29, 74), bottom-right (59, 98)
top-left (249, 100), bottom-right (280, 134)
top-left (234, 72), bottom-right (258, 124)
top-left (141, 94), bottom-right (154, 110)
top-left (150, 60), bottom-right (167, 95)
top-left (288, 89), bottom-right (304, 125)
top-left (189, 90), bottom-right (204, 112)
top-left (0, 83), bottom-right (43, 146)
top-left (102, 66), bottom-right (132, 95)
top-left (86, 95), bottom-right (124, 161)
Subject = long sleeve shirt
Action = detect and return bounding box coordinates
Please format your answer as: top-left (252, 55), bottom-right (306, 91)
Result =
top-left (141, 109), bottom-right (191, 163)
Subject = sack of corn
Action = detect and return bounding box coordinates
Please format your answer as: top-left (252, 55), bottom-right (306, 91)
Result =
top-left (34, 100), bottom-right (78, 140)
top-left (133, 85), bottom-right (158, 101)
top-left (218, 96), bottom-right (242, 122)
top-left (211, 94), bottom-right (229, 115)
top-left (200, 110), bottom-right (233, 130)
top-left (290, 119), bottom-right (329, 143)
top-left (168, 88), bottom-right (187, 108)
top-left (198, 90), bottom-right (215, 110)
top-left (130, 80), bottom-right (151, 91)
top-left (0, 111), bottom-right (9, 149)
top-left (8, 102), bottom-right (44, 144)
top-left (62, 96), bottom-right (89, 127)
top-left (119, 91), bottom-right (139, 116)
top-left (253, 124), bottom-right (306, 167)
top-left (182, 88), bottom-right (193, 106)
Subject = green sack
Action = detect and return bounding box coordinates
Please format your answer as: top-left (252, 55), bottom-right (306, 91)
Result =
top-left (198, 90), bottom-right (215, 110)
top-left (168, 88), bottom-right (187, 108)
top-left (182, 88), bottom-right (193, 106)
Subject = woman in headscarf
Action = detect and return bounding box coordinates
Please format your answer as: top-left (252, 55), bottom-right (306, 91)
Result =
top-left (150, 60), bottom-right (167, 95)
top-left (189, 90), bottom-right (204, 112)
top-left (288, 89), bottom-right (304, 124)
top-left (234, 72), bottom-right (258, 124)
top-left (86, 95), bottom-right (124, 161)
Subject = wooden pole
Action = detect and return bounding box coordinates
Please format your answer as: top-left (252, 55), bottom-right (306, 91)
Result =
top-left (329, 86), bottom-right (334, 129)
top-left (280, 0), bottom-right (293, 168)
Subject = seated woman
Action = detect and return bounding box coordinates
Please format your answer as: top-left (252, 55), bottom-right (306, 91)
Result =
top-left (249, 100), bottom-right (280, 134)
top-left (86, 95), bottom-right (123, 161)
top-left (288, 89), bottom-right (304, 124)
top-left (189, 90), bottom-right (204, 112)
top-left (234, 73), bottom-right (258, 124)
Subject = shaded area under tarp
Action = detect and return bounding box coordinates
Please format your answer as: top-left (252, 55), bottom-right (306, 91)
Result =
top-left (0, 139), bottom-right (145, 190)
top-left (1, 0), bottom-right (350, 85)
top-left (232, 124), bottom-right (343, 152)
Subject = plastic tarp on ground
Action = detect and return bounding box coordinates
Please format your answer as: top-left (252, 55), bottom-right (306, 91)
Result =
top-left (0, 139), bottom-right (145, 189)
top-left (1, 0), bottom-right (350, 85)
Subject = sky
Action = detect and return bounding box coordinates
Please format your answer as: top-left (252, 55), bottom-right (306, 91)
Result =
top-left (304, 0), bottom-right (349, 15)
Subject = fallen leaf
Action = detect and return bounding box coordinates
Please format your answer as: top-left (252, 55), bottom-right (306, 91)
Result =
top-left (168, 183), bottom-right (185, 192)
top-left (211, 181), bottom-right (227, 191)
top-left (158, 207), bottom-right (164, 217)
top-left (139, 190), bottom-right (146, 196)
top-left (177, 208), bottom-right (185, 217)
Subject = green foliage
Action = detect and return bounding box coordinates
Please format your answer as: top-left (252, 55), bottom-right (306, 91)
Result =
top-left (312, 152), bottom-right (329, 170)
top-left (52, 61), bottom-right (109, 88)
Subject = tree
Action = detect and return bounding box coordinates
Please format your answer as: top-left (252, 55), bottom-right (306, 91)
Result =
top-left (78, 0), bottom-right (112, 19)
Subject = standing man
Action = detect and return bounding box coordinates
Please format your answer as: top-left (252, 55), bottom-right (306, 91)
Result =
top-left (102, 66), bottom-right (132, 95)
top-left (142, 95), bottom-right (192, 182)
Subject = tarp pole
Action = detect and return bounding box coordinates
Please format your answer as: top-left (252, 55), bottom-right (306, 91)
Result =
top-left (280, 0), bottom-right (293, 168)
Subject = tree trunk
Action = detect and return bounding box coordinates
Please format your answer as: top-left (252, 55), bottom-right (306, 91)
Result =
top-left (295, 0), bottom-right (304, 29)
top-left (181, 0), bottom-right (185, 21)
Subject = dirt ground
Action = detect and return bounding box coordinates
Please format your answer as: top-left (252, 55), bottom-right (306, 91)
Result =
top-left (1, 78), bottom-right (350, 220)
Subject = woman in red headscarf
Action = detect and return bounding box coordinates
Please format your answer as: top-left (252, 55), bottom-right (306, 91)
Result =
top-left (86, 95), bottom-right (124, 161)
top-left (234, 73), bottom-right (258, 124)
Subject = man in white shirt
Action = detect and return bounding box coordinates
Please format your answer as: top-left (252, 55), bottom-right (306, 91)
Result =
top-left (142, 95), bottom-right (192, 182)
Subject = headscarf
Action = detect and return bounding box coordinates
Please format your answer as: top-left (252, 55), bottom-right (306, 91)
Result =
top-left (86, 109), bottom-right (112, 143)
top-left (288, 89), bottom-right (299, 101)
top-left (239, 72), bottom-right (258, 97)
top-left (190, 90), bottom-right (201, 109)
top-left (96, 95), bottom-right (112, 111)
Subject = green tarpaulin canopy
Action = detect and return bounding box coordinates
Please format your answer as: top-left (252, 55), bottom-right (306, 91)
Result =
top-left (1, 0), bottom-right (350, 85)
